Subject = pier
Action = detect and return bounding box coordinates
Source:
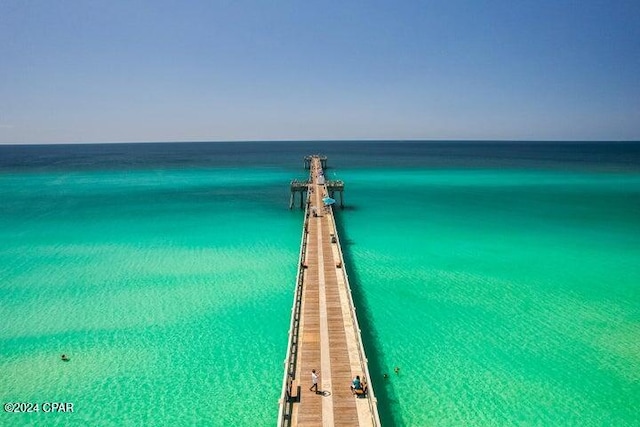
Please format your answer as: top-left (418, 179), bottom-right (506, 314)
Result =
top-left (304, 154), bottom-right (327, 170)
top-left (278, 156), bottom-right (380, 426)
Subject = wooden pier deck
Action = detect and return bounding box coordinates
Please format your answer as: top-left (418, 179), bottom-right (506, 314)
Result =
top-left (278, 156), bottom-right (381, 427)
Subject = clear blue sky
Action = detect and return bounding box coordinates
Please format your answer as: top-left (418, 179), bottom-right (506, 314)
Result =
top-left (1, 0), bottom-right (639, 143)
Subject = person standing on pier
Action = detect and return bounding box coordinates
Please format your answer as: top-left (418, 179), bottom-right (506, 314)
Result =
top-left (310, 369), bottom-right (319, 393)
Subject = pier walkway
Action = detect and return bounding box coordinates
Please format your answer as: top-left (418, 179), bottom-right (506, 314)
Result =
top-left (278, 156), bottom-right (381, 426)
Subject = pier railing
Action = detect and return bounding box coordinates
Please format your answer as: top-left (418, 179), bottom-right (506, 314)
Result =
top-left (277, 183), bottom-right (310, 426)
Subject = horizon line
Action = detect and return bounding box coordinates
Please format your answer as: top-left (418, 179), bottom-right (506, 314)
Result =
top-left (1, 138), bottom-right (639, 146)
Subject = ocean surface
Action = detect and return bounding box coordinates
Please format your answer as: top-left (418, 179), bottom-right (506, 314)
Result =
top-left (1, 141), bottom-right (639, 426)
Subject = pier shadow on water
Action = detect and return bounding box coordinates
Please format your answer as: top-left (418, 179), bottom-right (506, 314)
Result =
top-left (334, 210), bottom-right (400, 426)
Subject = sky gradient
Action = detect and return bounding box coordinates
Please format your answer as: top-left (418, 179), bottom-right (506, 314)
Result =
top-left (1, 0), bottom-right (639, 144)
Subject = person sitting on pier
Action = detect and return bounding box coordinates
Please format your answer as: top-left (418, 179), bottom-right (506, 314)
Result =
top-left (351, 375), bottom-right (361, 393)
top-left (351, 375), bottom-right (368, 397)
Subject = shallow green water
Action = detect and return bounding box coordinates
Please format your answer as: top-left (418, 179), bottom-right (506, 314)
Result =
top-left (336, 168), bottom-right (640, 426)
top-left (1, 167), bottom-right (301, 426)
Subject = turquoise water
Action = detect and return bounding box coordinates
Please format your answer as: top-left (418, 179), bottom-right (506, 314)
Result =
top-left (1, 164), bottom-right (302, 425)
top-left (1, 142), bottom-right (639, 426)
top-left (335, 167), bottom-right (640, 426)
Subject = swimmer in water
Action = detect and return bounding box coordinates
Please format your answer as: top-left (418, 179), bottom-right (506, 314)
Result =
top-left (394, 366), bottom-right (400, 374)
top-left (61, 354), bottom-right (70, 362)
